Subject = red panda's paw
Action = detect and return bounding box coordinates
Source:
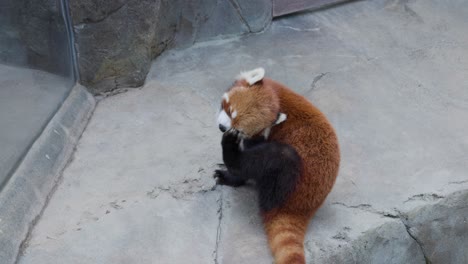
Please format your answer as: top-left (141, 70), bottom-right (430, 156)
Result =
top-left (221, 129), bottom-right (241, 148)
top-left (213, 169), bottom-right (225, 184)
top-left (216, 163), bottom-right (226, 169)
top-left (213, 169), bottom-right (246, 187)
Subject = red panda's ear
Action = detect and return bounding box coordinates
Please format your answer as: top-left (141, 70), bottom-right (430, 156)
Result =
top-left (237, 68), bottom-right (265, 86)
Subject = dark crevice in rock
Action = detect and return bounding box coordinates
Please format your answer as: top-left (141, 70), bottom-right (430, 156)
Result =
top-left (76, 2), bottom-right (127, 26)
top-left (228, 0), bottom-right (252, 33)
top-left (93, 78), bottom-right (129, 98)
top-left (404, 193), bottom-right (444, 204)
top-left (399, 218), bottom-right (430, 264)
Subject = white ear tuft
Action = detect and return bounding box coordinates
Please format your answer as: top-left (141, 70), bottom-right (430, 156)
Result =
top-left (237, 67), bottom-right (265, 85)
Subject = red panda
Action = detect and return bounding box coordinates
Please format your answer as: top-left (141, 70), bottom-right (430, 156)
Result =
top-left (214, 68), bottom-right (340, 264)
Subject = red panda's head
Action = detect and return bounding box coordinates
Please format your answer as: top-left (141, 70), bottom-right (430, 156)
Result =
top-left (217, 68), bottom-right (286, 138)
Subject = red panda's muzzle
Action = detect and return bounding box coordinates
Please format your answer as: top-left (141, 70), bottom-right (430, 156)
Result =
top-left (219, 124), bottom-right (227, 133)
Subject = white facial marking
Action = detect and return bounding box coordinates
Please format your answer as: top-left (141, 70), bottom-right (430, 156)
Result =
top-left (236, 67), bottom-right (265, 85)
top-left (231, 110), bottom-right (237, 119)
top-left (217, 109), bottom-right (231, 129)
top-left (263, 127), bottom-right (271, 139)
top-left (239, 138), bottom-right (245, 151)
top-left (275, 113), bottom-right (287, 125)
top-left (223, 93), bottom-right (229, 103)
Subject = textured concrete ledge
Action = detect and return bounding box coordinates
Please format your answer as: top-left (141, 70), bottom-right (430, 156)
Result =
top-left (403, 190), bottom-right (468, 263)
top-left (321, 190), bottom-right (468, 263)
top-left (0, 84), bottom-right (95, 264)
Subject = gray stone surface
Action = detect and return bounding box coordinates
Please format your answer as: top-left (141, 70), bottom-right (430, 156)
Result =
top-left (216, 187), bottom-right (273, 264)
top-left (71, 0), bottom-right (273, 94)
top-left (18, 0), bottom-right (468, 263)
top-left (176, 0), bottom-right (272, 45)
top-left (323, 221), bottom-right (426, 264)
top-left (178, 0), bottom-right (249, 45)
top-left (0, 84), bottom-right (95, 264)
top-left (238, 0), bottom-right (273, 33)
top-left (404, 191), bottom-right (468, 264)
top-left (18, 83), bottom-right (220, 264)
top-left (19, 191), bottom-right (219, 264)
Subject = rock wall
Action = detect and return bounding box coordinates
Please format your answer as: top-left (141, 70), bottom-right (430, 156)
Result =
top-left (174, 0), bottom-right (272, 46)
top-left (324, 191), bottom-right (468, 263)
top-left (69, 0), bottom-right (273, 94)
top-left (69, 0), bottom-right (177, 94)
top-left (404, 191), bottom-right (468, 263)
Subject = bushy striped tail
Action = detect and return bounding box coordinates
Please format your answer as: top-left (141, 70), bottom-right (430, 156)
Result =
top-left (263, 212), bottom-right (309, 264)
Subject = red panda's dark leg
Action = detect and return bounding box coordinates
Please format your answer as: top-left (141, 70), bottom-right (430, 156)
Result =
top-left (214, 130), bottom-right (249, 187)
top-left (216, 131), bottom-right (301, 211)
top-left (241, 143), bottom-right (302, 212)
top-left (220, 130), bottom-right (242, 170)
top-left (215, 132), bottom-right (268, 187)
top-left (218, 131), bottom-right (267, 174)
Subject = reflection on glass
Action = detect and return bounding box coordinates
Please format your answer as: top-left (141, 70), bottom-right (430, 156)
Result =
top-left (0, 0), bottom-right (75, 188)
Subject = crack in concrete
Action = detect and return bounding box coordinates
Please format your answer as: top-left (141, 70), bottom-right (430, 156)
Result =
top-left (309, 72), bottom-right (329, 93)
top-left (448, 180), bottom-right (468, 185)
top-left (213, 191), bottom-right (224, 264)
top-left (228, 0), bottom-right (252, 33)
top-left (332, 226), bottom-right (353, 242)
top-left (386, 0), bottom-right (423, 23)
top-left (404, 193), bottom-right (444, 204)
top-left (332, 202), bottom-right (400, 219)
top-left (146, 178), bottom-right (217, 200)
top-left (400, 1), bottom-right (423, 23)
top-left (181, 111), bottom-right (210, 128)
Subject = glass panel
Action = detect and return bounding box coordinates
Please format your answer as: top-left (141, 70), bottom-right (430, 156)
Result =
top-left (0, 0), bottom-right (75, 188)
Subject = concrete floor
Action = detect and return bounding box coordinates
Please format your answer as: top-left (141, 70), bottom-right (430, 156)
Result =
top-left (0, 65), bottom-right (71, 188)
top-left (19, 0), bottom-right (468, 263)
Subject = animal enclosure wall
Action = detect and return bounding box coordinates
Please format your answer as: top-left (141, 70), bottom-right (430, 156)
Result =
top-left (0, 0), bottom-right (75, 190)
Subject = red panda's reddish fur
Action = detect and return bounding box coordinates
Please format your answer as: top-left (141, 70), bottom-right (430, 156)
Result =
top-left (222, 78), bottom-right (340, 264)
